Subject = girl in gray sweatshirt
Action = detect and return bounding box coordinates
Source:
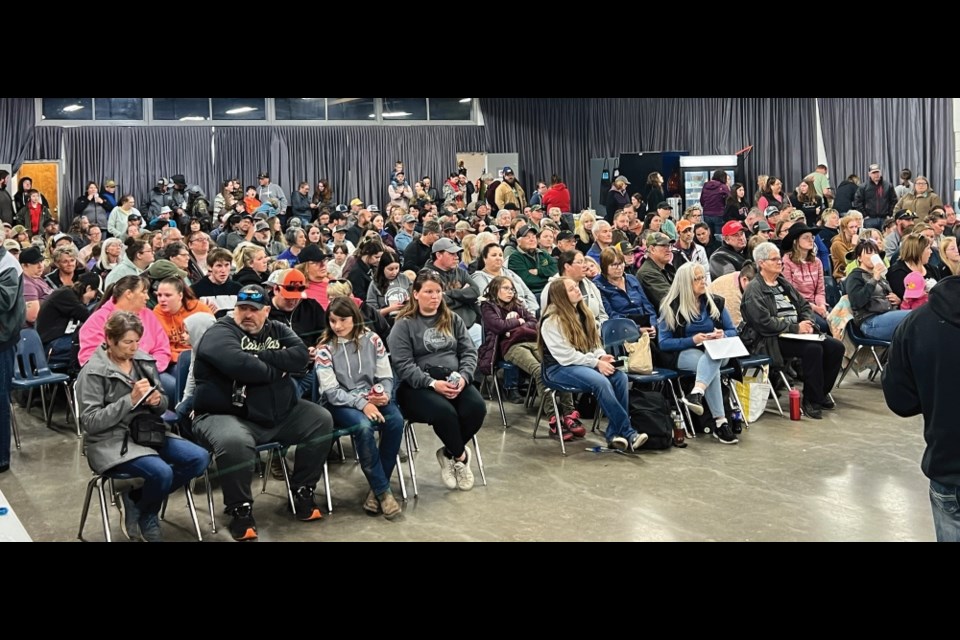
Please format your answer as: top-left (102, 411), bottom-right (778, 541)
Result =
top-left (316, 297), bottom-right (404, 518)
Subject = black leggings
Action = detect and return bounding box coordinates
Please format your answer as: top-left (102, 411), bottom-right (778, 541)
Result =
top-left (397, 383), bottom-right (486, 458)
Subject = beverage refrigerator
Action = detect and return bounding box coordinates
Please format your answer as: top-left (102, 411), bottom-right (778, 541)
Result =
top-left (679, 155), bottom-right (741, 209)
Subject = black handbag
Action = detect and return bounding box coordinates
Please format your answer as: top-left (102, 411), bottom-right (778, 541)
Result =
top-left (124, 411), bottom-right (167, 454)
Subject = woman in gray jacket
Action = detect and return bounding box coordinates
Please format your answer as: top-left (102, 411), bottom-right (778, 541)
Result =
top-left (316, 297), bottom-right (404, 519)
top-left (76, 310), bottom-right (209, 542)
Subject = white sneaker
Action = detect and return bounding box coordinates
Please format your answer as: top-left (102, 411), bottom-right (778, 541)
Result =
top-left (436, 447), bottom-right (457, 490)
top-left (608, 436), bottom-right (629, 451)
top-left (630, 432), bottom-right (649, 451)
top-left (453, 446), bottom-right (475, 491)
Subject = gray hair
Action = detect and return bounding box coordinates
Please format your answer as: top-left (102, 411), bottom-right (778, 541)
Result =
top-left (752, 241), bottom-right (781, 264)
top-left (52, 245), bottom-right (78, 264)
top-left (659, 262), bottom-right (719, 330)
top-left (422, 220), bottom-right (442, 236)
top-left (594, 220), bottom-right (612, 234)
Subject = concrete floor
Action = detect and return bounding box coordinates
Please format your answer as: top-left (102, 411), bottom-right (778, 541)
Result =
top-left (0, 373), bottom-right (934, 542)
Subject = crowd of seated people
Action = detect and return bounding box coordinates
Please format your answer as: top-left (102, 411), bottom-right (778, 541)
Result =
top-left (1, 159), bottom-right (952, 542)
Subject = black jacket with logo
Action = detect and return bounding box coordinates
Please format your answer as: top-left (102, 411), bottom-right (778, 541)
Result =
top-left (193, 316), bottom-right (308, 426)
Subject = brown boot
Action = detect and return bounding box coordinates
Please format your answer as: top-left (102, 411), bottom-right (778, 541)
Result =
top-left (362, 490), bottom-right (380, 514)
top-left (378, 490), bottom-right (402, 520)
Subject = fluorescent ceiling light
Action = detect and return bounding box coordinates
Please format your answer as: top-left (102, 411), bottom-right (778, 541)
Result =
top-left (459, 98), bottom-right (471, 103)
top-left (62, 104), bottom-right (84, 112)
top-left (225, 106), bottom-right (257, 115)
top-left (179, 116), bottom-right (205, 121)
top-left (381, 112), bottom-right (412, 118)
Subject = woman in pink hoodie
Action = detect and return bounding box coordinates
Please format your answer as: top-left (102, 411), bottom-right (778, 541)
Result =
top-left (78, 274), bottom-right (172, 374)
top-left (781, 224), bottom-right (828, 332)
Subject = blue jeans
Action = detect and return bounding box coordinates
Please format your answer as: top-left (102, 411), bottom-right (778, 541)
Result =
top-left (160, 362), bottom-right (178, 404)
top-left (705, 215), bottom-right (724, 237)
top-left (545, 364), bottom-right (635, 443)
top-left (0, 345), bottom-right (14, 469)
top-left (111, 437), bottom-right (210, 516)
top-left (929, 479), bottom-right (960, 542)
top-left (863, 216), bottom-right (882, 230)
top-left (859, 310), bottom-right (911, 342)
top-left (329, 402), bottom-right (404, 496)
top-left (677, 349), bottom-right (727, 419)
top-left (45, 335), bottom-right (75, 367)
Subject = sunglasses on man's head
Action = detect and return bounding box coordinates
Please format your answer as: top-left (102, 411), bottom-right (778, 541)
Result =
top-left (237, 290), bottom-right (265, 303)
top-left (280, 283), bottom-right (306, 293)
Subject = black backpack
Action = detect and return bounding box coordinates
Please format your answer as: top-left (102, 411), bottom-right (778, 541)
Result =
top-left (628, 389), bottom-right (674, 450)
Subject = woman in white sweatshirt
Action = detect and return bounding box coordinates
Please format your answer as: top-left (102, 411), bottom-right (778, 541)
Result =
top-left (538, 278), bottom-right (647, 452)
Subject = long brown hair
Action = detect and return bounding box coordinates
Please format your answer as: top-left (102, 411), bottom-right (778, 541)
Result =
top-left (539, 278), bottom-right (599, 355)
top-left (319, 296), bottom-right (367, 351)
top-left (484, 276), bottom-right (523, 313)
top-left (396, 270), bottom-right (454, 336)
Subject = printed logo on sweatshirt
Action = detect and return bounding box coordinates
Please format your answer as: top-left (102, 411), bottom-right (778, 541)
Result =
top-left (315, 345), bottom-right (332, 367)
top-left (371, 334), bottom-right (386, 357)
top-left (423, 327), bottom-right (452, 353)
top-left (240, 335), bottom-right (281, 352)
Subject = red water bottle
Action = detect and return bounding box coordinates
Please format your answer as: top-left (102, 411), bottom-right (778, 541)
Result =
top-left (789, 387), bottom-right (802, 421)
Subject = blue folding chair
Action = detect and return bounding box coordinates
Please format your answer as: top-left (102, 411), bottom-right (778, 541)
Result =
top-left (837, 321), bottom-right (890, 387)
top-left (532, 368), bottom-right (604, 456)
top-left (601, 318), bottom-right (688, 435)
top-left (11, 329), bottom-right (73, 438)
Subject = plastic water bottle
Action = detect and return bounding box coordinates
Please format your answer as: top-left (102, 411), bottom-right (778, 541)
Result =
top-left (789, 388), bottom-right (802, 421)
top-left (447, 371), bottom-right (462, 388)
top-left (731, 408), bottom-right (744, 433)
top-left (672, 411), bottom-right (687, 448)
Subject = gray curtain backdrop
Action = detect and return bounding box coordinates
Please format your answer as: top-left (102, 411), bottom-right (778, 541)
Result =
top-left (0, 98), bottom-right (37, 171)
top-left (30, 126), bottom-right (62, 161)
top-left (6, 98), bottom-right (951, 225)
top-left (819, 98), bottom-right (955, 210)
top-left (479, 97), bottom-right (819, 211)
top-left (60, 126), bottom-right (216, 229)
top-left (213, 125), bottom-right (483, 212)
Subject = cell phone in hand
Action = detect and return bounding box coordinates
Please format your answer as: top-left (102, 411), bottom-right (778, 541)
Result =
top-left (131, 384), bottom-right (159, 411)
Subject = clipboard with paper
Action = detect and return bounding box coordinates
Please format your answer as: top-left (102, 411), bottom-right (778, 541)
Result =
top-left (780, 333), bottom-right (826, 341)
top-left (702, 336), bottom-right (749, 360)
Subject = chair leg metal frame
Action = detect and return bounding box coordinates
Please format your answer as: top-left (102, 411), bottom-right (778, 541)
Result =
top-left (259, 446), bottom-right (297, 515)
top-left (79, 474), bottom-right (202, 542)
top-left (836, 345), bottom-right (885, 388)
top-left (402, 421), bottom-right (485, 487)
top-left (670, 379), bottom-right (698, 438)
top-left (721, 376), bottom-right (749, 429)
top-left (485, 370), bottom-right (509, 428)
top-left (533, 389), bottom-right (567, 455)
top-left (9, 402), bottom-right (21, 450)
top-left (403, 421), bottom-right (419, 498)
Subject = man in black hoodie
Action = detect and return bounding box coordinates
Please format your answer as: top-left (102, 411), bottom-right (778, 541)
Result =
top-left (832, 175), bottom-right (860, 215)
top-left (883, 276), bottom-right (960, 542)
top-left (191, 284), bottom-right (334, 541)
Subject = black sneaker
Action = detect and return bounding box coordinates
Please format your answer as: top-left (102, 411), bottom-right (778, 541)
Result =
top-left (819, 397), bottom-right (836, 410)
top-left (713, 422), bottom-right (739, 445)
top-left (504, 387), bottom-right (524, 404)
top-left (292, 486), bottom-right (323, 522)
top-left (682, 391), bottom-right (705, 416)
top-left (228, 503), bottom-right (258, 541)
top-left (802, 400), bottom-right (822, 420)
